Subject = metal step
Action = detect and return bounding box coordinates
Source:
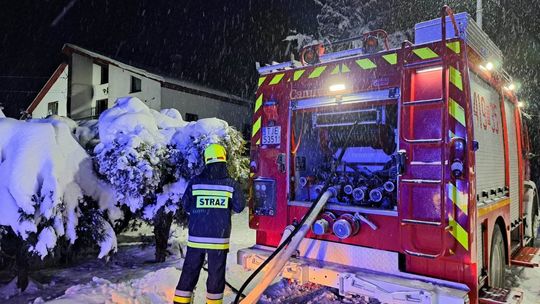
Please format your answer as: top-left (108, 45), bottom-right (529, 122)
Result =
top-left (479, 287), bottom-right (523, 304)
top-left (511, 246), bottom-right (540, 267)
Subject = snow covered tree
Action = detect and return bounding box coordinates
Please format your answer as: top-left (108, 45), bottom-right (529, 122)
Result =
top-left (94, 97), bottom-right (248, 262)
top-left (0, 118), bottom-right (119, 290)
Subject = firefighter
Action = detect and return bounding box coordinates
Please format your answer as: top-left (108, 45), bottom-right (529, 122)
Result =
top-left (174, 143), bottom-right (245, 304)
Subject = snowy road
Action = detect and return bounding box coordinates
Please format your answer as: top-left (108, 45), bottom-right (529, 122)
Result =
top-left (1, 211), bottom-right (539, 303)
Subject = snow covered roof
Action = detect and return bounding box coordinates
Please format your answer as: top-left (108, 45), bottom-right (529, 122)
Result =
top-left (62, 43), bottom-right (251, 107)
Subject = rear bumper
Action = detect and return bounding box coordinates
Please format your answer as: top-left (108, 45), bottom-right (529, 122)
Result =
top-left (237, 246), bottom-right (470, 304)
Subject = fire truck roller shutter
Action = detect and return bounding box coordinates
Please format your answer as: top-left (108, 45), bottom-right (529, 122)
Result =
top-left (504, 98), bottom-right (520, 223)
top-left (470, 72), bottom-right (506, 205)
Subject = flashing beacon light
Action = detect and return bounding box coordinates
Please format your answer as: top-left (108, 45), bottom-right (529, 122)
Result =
top-left (263, 100), bottom-right (279, 123)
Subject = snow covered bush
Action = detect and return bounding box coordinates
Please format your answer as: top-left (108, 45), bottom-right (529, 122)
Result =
top-left (0, 117), bottom-right (119, 289)
top-left (93, 96), bottom-right (248, 261)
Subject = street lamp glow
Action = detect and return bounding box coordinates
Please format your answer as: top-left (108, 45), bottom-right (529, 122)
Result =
top-left (485, 62), bottom-right (494, 70)
top-left (329, 83), bottom-right (346, 92)
top-left (518, 101), bottom-right (525, 108)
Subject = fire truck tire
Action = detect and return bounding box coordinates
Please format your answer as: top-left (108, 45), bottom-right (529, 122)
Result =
top-left (489, 224), bottom-right (506, 288)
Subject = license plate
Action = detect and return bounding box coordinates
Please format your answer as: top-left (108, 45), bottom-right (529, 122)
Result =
top-left (262, 126), bottom-right (281, 145)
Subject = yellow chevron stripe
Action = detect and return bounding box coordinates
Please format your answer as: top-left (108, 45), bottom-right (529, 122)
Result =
top-left (382, 53), bottom-right (397, 65)
top-left (449, 130), bottom-right (456, 139)
top-left (448, 215), bottom-right (469, 250)
top-left (258, 76), bottom-right (266, 87)
top-left (308, 66), bottom-right (327, 78)
top-left (446, 41), bottom-right (461, 54)
top-left (254, 94), bottom-right (263, 113)
top-left (269, 73), bottom-right (285, 85)
top-left (331, 65), bottom-right (340, 75)
top-left (449, 98), bottom-right (466, 127)
top-left (413, 47), bottom-right (439, 59)
top-left (252, 116), bottom-right (261, 137)
top-left (293, 70), bottom-right (305, 81)
top-left (256, 138), bottom-right (260, 145)
top-left (448, 183), bottom-right (468, 215)
top-left (355, 58), bottom-right (377, 69)
top-left (341, 63), bottom-right (350, 72)
top-left (449, 66), bottom-right (463, 91)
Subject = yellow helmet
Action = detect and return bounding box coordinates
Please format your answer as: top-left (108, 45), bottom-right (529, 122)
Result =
top-left (204, 143), bottom-right (227, 164)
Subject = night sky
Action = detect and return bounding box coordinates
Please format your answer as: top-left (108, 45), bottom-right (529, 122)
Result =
top-left (0, 0), bottom-right (318, 117)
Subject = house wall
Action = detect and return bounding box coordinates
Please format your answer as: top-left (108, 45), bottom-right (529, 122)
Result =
top-left (108, 65), bottom-right (161, 110)
top-left (70, 53), bottom-right (94, 120)
top-left (161, 87), bottom-right (250, 132)
top-left (31, 65), bottom-right (69, 118)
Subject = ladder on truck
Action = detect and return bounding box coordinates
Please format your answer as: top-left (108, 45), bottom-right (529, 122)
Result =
top-left (398, 7), bottom-right (457, 259)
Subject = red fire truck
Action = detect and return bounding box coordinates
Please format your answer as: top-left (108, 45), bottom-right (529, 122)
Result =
top-left (238, 6), bottom-right (539, 304)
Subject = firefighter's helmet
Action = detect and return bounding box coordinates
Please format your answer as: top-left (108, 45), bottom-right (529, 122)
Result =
top-left (204, 143), bottom-right (227, 164)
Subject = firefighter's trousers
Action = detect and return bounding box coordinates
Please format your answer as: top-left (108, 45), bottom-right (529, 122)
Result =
top-left (174, 247), bottom-right (227, 304)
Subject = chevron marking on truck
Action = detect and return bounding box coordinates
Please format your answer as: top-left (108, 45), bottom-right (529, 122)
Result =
top-left (382, 53), bottom-right (397, 65)
top-left (252, 93), bottom-right (263, 145)
top-left (448, 183), bottom-right (468, 215)
top-left (308, 66), bottom-right (327, 78)
top-left (293, 70), bottom-right (305, 81)
top-left (269, 73), bottom-right (285, 85)
top-left (413, 47), bottom-right (439, 59)
top-left (258, 76), bottom-right (267, 87)
top-left (355, 58), bottom-right (377, 69)
top-left (449, 66), bottom-right (463, 91)
top-left (449, 98), bottom-right (466, 127)
top-left (446, 41), bottom-right (461, 54)
top-left (449, 214), bottom-right (469, 250)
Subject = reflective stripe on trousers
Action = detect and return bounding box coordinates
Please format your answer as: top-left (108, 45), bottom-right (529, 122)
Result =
top-left (187, 235), bottom-right (230, 250)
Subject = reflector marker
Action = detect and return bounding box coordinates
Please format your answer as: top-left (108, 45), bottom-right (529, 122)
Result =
top-left (293, 69), bottom-right (305, 81)
top-left (355, 58), bottom-right (377, 69)
top-left (308, 66), bottom-right (327, 78)
top-left (449, 215), bottom-right (469, 250)
top-left (258, 76), bottom-right (266, 87)
top-left (252, 116), bottom-right (261, 137)
top-left (269, 73), bottom-right (285, 85)
top-left (413, 47), bottom-right (439, 59)
top-left (449, 98), bottom-right (466, 127)
top-left (254, 94), bottom-right (263, 113)
top-left (449, 66), bottom-right (463, 91)
top-left (446, 41), bottom-right (461, 54)
top-left (382, 53), bottom-right (397, 65)
top-left (448, 183), bottom-right (468, 216)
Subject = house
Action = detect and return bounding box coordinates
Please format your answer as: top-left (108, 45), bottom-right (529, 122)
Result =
top-left (26, 44), bottom-right (252, 136)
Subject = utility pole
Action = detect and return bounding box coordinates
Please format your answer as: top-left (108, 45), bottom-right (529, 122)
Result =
top-left (476, 0), bottom-right (483, 29)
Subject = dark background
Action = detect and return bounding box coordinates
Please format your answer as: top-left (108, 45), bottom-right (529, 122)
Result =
top-left (0, 0), bottom-right (318, 117)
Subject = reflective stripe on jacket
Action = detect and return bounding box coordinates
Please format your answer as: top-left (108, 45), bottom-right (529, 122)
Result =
top-left (182, 163), bottom-right (245, 249)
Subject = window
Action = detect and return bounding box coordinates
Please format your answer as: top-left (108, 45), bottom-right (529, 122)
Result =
top-left (96, 99), bottom-right (108, 117)
top-left (100, 65), bottom-right (108, 84)
top-left (47, 101), bottom-right (58, 115)
top-left (130, 76), bottom-right (141, 93)
top-left (185, 113), bottom-right (199, 122)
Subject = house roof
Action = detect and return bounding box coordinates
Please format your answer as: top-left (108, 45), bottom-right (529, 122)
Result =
top-left (25, 63), bottom-right (68, 115)
top-left (62, 43), bottom-right (251, 107)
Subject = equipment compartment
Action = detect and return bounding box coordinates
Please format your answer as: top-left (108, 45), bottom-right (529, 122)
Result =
top-left (290, 100), bottom-right (399, 211)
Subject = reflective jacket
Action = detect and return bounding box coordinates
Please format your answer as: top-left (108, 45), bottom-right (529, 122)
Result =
top-left (182, 162), bottom-right (245, 250)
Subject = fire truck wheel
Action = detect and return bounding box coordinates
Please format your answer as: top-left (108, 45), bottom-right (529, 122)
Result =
top-left (489, 224), bottom-right (506, 288)
top-left (531, 203), bottom-right (539, 245)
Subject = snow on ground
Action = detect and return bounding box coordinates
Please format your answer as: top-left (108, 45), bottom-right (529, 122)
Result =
top-left (2, 210), bottom-right (539, 303)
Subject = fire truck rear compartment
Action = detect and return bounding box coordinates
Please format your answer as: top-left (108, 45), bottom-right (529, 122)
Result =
top-left (290, 99), bottom-right (399, 218)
